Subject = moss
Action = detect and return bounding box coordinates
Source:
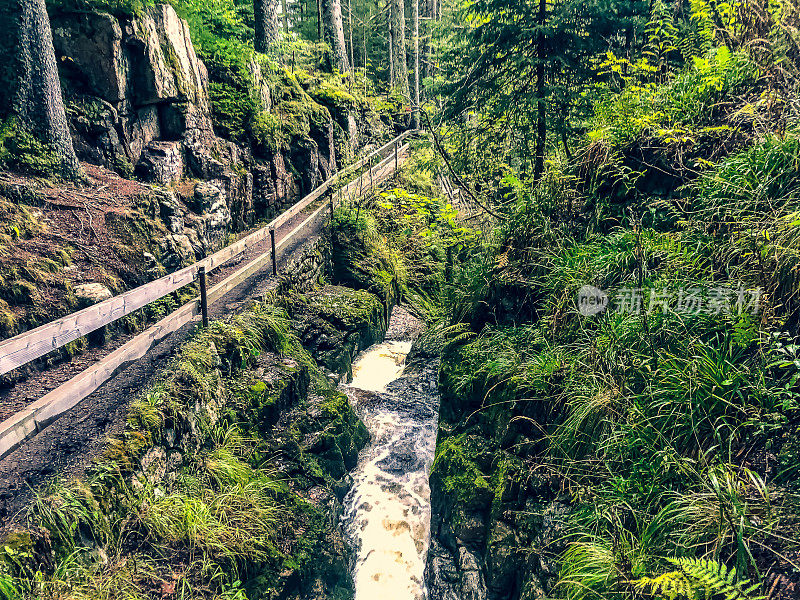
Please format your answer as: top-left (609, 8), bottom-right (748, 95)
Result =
top-left (331, 210), bottom-right (406, 311)
top-left (0, 200), bottom-right (45, 244)
top-left (431, 434), bottom-right (494, 507)
top-left (285, 285), bottom-right (386, 378)
top-left (0, 119), bottom-right (60, 177)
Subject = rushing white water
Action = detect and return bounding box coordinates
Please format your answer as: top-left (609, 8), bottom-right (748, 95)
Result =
top-left (341, 310), bottom-right (439, 600)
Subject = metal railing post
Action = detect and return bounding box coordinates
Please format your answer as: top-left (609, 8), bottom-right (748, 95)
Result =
top-left (394, 141), bottom-right (399, 172)
top-left (198, 266), bottom-right (209, 327)
top-left (270, 228), bottom-right (277, 276)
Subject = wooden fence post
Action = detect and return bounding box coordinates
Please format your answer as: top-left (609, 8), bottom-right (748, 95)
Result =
top-left (198, 266), bottom-right (209, 327)
top-left (270, 228), bottom-right (277, 276)
top-left (446, 246), bottom-right (453, 283)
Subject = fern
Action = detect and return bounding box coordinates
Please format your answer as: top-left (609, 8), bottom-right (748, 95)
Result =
top-left (441, 322), bottom-right (477, 352)
top-left (634, 557), bottom-right (764, 600)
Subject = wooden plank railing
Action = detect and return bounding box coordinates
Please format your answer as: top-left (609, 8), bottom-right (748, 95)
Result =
top-left (0, 130), bottom-right (416, 377)
top-left (0, 137), bottom-right (413, 458)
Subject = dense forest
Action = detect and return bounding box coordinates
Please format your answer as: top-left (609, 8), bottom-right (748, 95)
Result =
top-left (0, 0), bottom-right (799, 599)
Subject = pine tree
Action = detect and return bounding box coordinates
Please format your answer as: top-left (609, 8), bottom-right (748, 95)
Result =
top-left (255, 0), bottom-right (281, 53)
top-left (0, 0), bottom-right (80, 179)
top-left (322, 0), bottom-right (351, 72)
top-left (391, 0), bottom-right (409, 97)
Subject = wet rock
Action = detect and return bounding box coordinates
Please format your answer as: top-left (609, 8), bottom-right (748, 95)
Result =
top-left (461, 569), bottom-right (488, 600)
top-left (486, 521), bottom-right (519, 594)
top-left (287, 285), bottom-right (385, 380)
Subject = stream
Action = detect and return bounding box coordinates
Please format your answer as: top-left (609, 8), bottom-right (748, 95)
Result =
top-left (340, 307), bottom-right (440, 600)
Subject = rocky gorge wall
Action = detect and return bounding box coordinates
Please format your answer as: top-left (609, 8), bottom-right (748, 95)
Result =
top-left (48, 3), bottom-right (376, 262)
top-left (424, 364), bottom-right (568, 600)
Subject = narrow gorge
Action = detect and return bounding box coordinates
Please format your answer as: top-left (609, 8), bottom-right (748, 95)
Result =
top-left (1, 0), bottom-right (800, 599)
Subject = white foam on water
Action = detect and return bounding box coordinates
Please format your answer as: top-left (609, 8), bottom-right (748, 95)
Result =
top-left (350, 341), bottom-right (413, 392)
top-left (342, 337), bottom-right (437, 600)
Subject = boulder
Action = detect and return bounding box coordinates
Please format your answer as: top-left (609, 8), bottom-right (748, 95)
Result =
top-left (74, 283), bottom-right (113, 306)
top-left (130, 4), bottom-right (211, 114)
top-left (53, 4), bottom-right (214, 170)
top-left (136, 141), bottom-right (185, 185)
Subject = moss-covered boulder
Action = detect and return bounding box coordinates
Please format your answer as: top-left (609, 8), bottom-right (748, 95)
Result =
top-left (286, 284), bottom-right (386, 382)
top-left (331, 211), bottom-right (405, 312)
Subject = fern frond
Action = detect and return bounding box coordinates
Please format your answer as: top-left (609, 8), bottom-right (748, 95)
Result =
top-left (633, 557), bottom-right (764, 600)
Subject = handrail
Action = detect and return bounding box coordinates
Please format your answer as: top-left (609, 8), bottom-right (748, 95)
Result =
top-left (0, 131), bottom-right (416, 377)
top-left (0, 140), bottom-right (412, 458)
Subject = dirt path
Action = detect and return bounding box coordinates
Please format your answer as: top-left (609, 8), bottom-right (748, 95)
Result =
top-left (0, 199), bottom-right (329, 527)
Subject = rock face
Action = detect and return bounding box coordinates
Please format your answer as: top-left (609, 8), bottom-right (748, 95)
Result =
top-left (425, 387), bottom-right (572, 599)
top-left (52, 6), bottom-right (213, 170)
top-left (286, 285), bottom-right (387, 384)
top-left (52, 4), bottom-right (341, 257)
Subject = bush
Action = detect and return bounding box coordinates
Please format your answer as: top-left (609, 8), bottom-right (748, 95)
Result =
top-left (589, 47), bottom-right (756, 148)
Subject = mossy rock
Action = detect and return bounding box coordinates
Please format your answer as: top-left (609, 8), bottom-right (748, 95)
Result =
top-left (286, 285), bottom-right (386, 379)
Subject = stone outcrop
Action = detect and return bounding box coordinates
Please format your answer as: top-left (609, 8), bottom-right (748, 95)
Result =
top-left (52, 6), bottom-right (213, 170)
top-left (286, 285), bottom-right (387, 384)
top-left (51, 3), bottom-right (342, 259)
top-left (73, 282), bottom-right (113, 306)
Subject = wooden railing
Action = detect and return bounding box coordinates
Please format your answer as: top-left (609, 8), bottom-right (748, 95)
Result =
top-left (0, 130), bottom-right (416, 377)
top-left (0, 131), bottom-right (415, 457)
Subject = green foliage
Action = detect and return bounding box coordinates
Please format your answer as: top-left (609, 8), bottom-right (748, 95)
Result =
top-left (635, 557), bottom-right (764, 600)
top-left (0, 119), bottom-right (60, 176)
top-left (589, 47), bottom-right (756, 147)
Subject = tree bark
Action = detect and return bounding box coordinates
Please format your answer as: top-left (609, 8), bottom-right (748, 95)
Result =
top-left (347, 0), bottom-right (355, 74)
top-left (390, 0), bottom-right (409, 97)
top-left (388, 0), bottom-right (394, 87)
top-left (534, 0), bottom-right (546, 181)
top-left (2, 0), bottom-right (80, 179)
top-left (421, 0), bottom-right (433, 78)
top-left (412, 0), bottom-right (420, 128)
top-left (281, 0), bottom-right (290, 33)
top-left (322, 0), bottom-right (350, 72)
top-left (317, 0), bottom-right (323, 41)
top-left (254, 0), bottom-right (281, 53)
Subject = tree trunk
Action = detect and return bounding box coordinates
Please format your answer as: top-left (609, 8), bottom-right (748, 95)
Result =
top-left (254, 0), bottom-right (281, 53)
top-left (534, 0), bottom-right (546, 181)
top-left (3, 0), bottom-right (80, 179)
top-left (388, 0), bottom-right (394, 87)
top-left (390, 0), bottom-right (409, 98)
top-left (421, 0), bottom-right (433, 78)
top-left (412, 0), bottom-right (420, 128)
top-left (317, 0), bottom-right (323, 41)
top-left (322, 0), bottom-right (350, 72)
top-left (347, 0), bottom-right (355, 74)
top-left (281, 0), bottom-right (290, 33)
